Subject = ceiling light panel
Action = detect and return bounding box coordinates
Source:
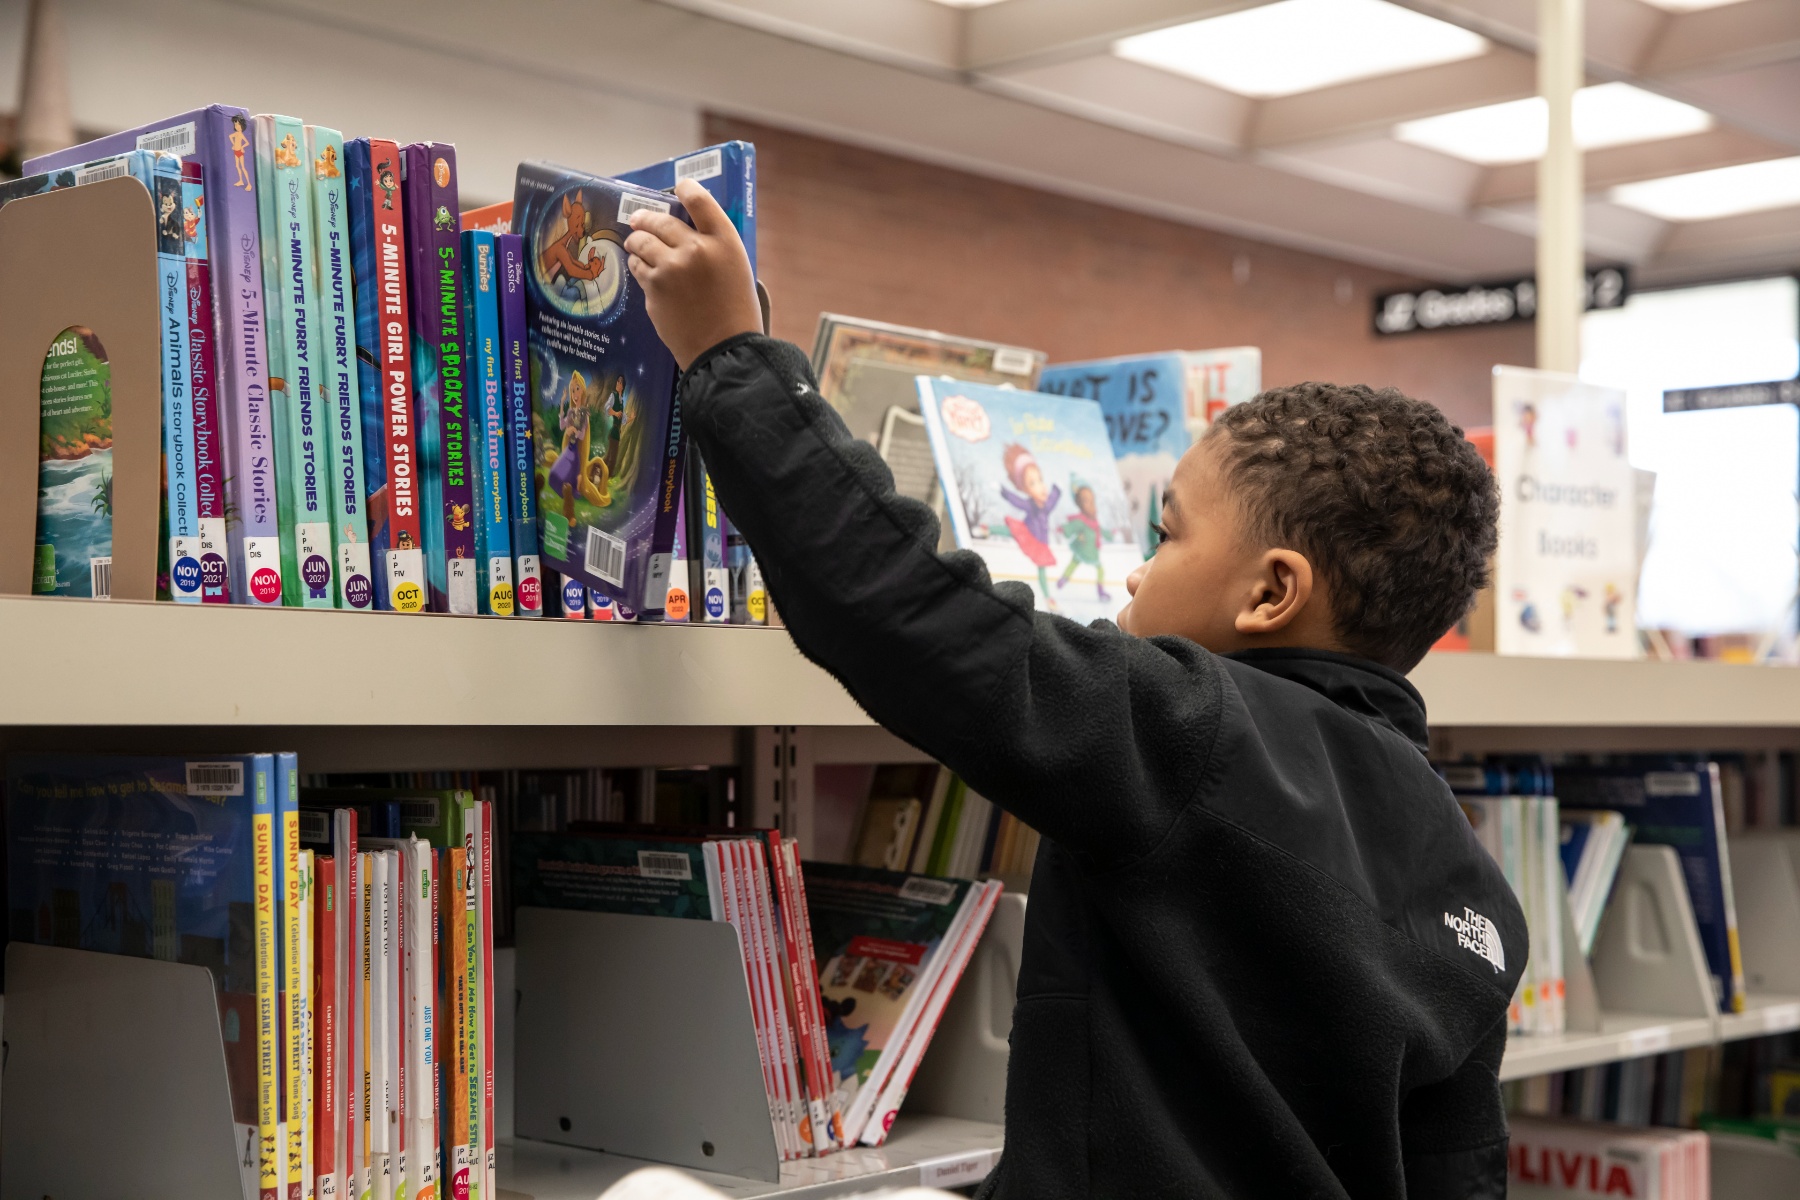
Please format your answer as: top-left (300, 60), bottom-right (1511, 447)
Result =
top-left (1611, 156), bottom-right (1800, 222)
top-left (1637, 0), bottom-right (1752, 11)
top-left (1393, 83), bottom-right (1714, 165)
top-left (1112, 0), bottom-right (1489, 100)
top-left (923, 0), bottom-right (1011, 6)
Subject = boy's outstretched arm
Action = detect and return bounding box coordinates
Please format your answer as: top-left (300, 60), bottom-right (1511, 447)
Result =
top-left (627, 183), bottom-right (1221, 869)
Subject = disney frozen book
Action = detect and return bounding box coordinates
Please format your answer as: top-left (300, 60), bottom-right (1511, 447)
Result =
top-left (346, 138), bottom-right (427, 612)
top-left (915, 377), bottom-right (1139, 626)
top-left (403, 143), bottom-right (477, 614)
top-left (255, 114), bottom-right (335, 607)
top-left (181, 161), bottom-right (233, 602)
top-left (306, 125), bottom-right (374, 610)
top-left (28, 106), bottom-right (285, 607)
top-left (513, 162), bottom-right (689, 613)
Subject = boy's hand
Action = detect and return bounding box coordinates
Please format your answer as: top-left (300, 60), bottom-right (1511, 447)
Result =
top-left (624, 178), bottom-right (763, 372)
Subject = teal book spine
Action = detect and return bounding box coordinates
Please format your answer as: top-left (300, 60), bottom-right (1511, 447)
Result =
top-left (152, 153), bottom-right (204, 602)
top-left (255, 114), bottom-right (335, 607)
top-left (305, 125), bottom-right (374, 610)
top-left (461, 229), bottom-right (513, 615)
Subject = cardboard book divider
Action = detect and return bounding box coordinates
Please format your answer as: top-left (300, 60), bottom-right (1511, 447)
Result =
top-left (0, 177), bottom-right (161, 600)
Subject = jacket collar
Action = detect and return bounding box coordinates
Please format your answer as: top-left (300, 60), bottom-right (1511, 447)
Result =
top-left (1222, 647), bottom-right (1430, 753)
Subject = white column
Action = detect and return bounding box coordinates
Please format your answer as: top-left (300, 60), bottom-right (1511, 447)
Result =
top-left (1537, 0), bottom-right (1585, 375)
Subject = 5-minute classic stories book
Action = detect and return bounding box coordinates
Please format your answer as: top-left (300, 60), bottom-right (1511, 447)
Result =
top-left (513, 162), bottom-right (689, 613)
top-left (917, 377), bottom-right (1140, 627)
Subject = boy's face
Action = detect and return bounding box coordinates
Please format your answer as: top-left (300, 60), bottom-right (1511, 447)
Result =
top-left (1118, 436), bottom-right (1340, 654)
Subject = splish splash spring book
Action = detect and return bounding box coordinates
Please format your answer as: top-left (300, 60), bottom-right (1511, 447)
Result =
top-left (916, 377), bottom-right (1140, 627)
top-left (513, 162), bottom-right (689, 614)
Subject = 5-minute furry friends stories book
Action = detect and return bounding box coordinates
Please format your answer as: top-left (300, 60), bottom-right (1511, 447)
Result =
top-left (512, 162), bottom-right (689, 614)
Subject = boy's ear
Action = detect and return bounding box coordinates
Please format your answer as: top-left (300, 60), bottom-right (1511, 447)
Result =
top-left (1235, 549), bottom-right (1314, 636)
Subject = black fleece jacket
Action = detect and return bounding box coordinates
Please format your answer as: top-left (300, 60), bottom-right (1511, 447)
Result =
top-left (679, 334), bottom-right (1528, 1200)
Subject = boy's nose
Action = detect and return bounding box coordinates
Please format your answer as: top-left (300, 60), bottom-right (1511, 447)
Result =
top-left (1126, 561), bottom-right (1148, 596)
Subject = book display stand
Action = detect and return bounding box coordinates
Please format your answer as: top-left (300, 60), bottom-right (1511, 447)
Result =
top-left (1, 943), bottom-right (247, 1198)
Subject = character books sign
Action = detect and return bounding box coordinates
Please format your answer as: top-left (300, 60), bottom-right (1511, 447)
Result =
top-left (1493, 366), bottom-right (1638, 658)
top-left (916, 377), bottom-right (1139, 626)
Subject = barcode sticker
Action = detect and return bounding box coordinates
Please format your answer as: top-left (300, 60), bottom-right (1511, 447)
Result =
top-left (89, 556), bottom-right (113, 599)
top-left (75, 159), bottom-right (132, 187)
top-left (187, 761), bottom-right (246, 797)
top-left (1645, 771), bottom-right (1701, 797)
top-left (136, 123), bottom-right (196, 157)
top-left (637, 851), bottom-right (693, 881)
top-left (586, 526), bottom-right (627, 586)
top-left (618, 193), bottom-right (670, 223)
top-left (1442, 765), bottom-right (1486, 790)
top-left (300, 808), bottom-right (330, 844)
top-left (992, 346), bottom-right (1035, 376)
top-left (401, 798), bottom-right (441, 827)
top-left (899, 877), bottom-right (959, 905)
top-left (918, 1149), bottom-right (998, 1189)
top-left (675, 149), bottom-right (723, 184)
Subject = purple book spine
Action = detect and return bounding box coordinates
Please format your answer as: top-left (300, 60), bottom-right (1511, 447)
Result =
top-left (402, 142), bottom-right (476, 614)
top-left (26, 105), bottom-right (283, 606)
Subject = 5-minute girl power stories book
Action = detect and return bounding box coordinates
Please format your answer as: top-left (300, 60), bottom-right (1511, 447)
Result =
top-left (512, 162), bottom-right (689, 614)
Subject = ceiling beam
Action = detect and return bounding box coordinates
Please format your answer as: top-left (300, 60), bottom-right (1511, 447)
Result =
top-left (1250, 47), bottom-right (1536, 150)
top-left (1639, 0), bottom-right (1800, 79)
top-left (653, 0), bottom-right (963, 72)
top-left (961, 0), bottom-right (1257, 72)
top-left (1474, 126), bottom-right (1795, 205)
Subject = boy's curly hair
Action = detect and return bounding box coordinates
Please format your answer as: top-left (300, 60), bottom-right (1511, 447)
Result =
top-left (1209, 382), bottom-right (1498, 672)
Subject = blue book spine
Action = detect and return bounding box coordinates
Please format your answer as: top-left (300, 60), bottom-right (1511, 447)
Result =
top-left (687, 453), bottom-right (730, 623)
top-left (306, 126), bottom-right (374, 610)
top-left (461, 229), bottom-right (514, 615)
top-left (497, 233), bottom-right (543, 616)
top-left (151, 154), bottom-right (203, 602)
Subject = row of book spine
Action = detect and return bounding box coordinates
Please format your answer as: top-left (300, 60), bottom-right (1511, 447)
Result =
top-left (20, 108), bottom-right (766, 624)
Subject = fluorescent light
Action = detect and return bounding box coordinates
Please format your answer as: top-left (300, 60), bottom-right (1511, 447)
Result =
top-left (1113, 0), bottom-right (1488, 99)
top-left (1611, 156), bottom-right (1800, 221)
top-left (1393, 83), bottom-right (1714, 165)
top-left (922, 0), bottom-right (1010, 6)
top-left (1637, 0), bottom-right (1751, 10)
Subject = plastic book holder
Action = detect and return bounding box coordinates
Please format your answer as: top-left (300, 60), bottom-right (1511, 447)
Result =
top-left (0, 179), bottom-right (162, 599)
top-left (1728, 834), bottom-right (1800, 995)
top-left (905, 892), bottom-right (1023, 1123)
top-left (1, 943), bottom-right (244, 1198)
top-left (513, 906), bottom-right (780, 1182)
top-left (1589, 844), bottom-right (1717, 1020)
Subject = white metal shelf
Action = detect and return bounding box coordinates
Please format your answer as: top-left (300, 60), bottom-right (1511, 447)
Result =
top-left (500, 1117), bottom-right (1002, 1199)
top-left (1498, 1014), bottom-right (1718, 1082)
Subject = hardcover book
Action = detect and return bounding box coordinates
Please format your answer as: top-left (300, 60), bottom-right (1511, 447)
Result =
top-left (346, 138), bottom-right (427, 612)
top-left (403, 143), bottom-right (477, 614)
top-left (181, 161), bottom-right (233, 601)
top-left (6, 752), bottom-right (277, 1199)
top-left (254, 114), bottom-right (335, 607)
top-left (510, 831), bottom-right (714, 918)
top-left (497, 233), bottom-right (543, 615)
top-left (151, 153), bottom-right (203, 603)
top-left (28, 106), bottom-right (286, 606)
top-left (306, 125), bottom-right (374, 610)
top-left (513, 162), bottom-right (689, 613)
top-left (916, 377), bottom-right (1140, 626)
top-left (462, 229), bottom-right (514, 615)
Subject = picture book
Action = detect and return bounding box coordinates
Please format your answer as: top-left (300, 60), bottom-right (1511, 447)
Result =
top-left (278, 753), bottom-right (306, 1196)
top-left (29, 106), bottom-right (286, 607)
top-left (346, 138), bottom-right (427, 612)
top-left (459, 201), bottom-right (511, 235)
top-left (181, 161), bottom-right (233, 602)
top-left (510, 831), bottom-right (714, 918)
top-left (728, 520), bottom-right (766, 625)
top-left (462, 228), bottom-right (515, 615)
top-left (686, 453), bottom-right (731, 623)
top-left (1555, 761), bottom-right (1746, 1013)
top-left (1038, 347), bottom-right (1261, 550)
top-left (151, 153), bottom-right (203, 603)
top-left (513, 162), bottom-right (689, 613)
top-left (6, 752), bottom-right (277, 1199)
top-left (254, 114), bottom-right (335, 608)
top-left (497, 233), bottom-right (543, 615)
top-left (812, 314), bottom-right (1046, 445)
top-left (663, 488), bottom-right (691, 622)
top-left (403, 142), bottom-right (477, 614)
top-left (615, 140), bottom-right (758, 275)
top-left (916, 377), bottom-right (1139, 625)
top-left (306, 125), bottom-right (374, 610)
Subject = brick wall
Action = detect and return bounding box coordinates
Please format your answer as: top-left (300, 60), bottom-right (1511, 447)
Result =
top-left (708, 115), bottom-right (1533, 430)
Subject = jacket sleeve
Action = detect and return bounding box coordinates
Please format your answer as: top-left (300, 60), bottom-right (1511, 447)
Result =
top-left (680, 334), bottom-right (1224, 869)
top-left (1398, 1015), bottom-right (1511, 1200)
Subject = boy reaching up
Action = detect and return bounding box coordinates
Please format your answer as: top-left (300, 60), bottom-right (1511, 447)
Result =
top-left (626, 182), bottom-right (1525, 1200)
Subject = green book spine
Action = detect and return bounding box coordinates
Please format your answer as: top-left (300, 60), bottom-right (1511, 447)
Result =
top-left (927, 777), bottom-right (967, 877)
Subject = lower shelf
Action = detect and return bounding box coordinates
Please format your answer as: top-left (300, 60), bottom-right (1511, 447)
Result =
top-left (1497, 992), bottom-right (1800, 1082)
top-left (1716, 993), bottom-right (1800, 1043)
top-left (499, 1115), bottom-right (1005, 1199)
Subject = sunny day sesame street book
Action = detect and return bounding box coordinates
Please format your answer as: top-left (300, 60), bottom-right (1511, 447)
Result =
top-left (513, 162), bottom-right (689, 614)
top-left (916, 377), bottom-right (1139, 625)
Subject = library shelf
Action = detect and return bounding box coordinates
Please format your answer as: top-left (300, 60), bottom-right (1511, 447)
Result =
top-left (500, 1116), bottom-right (1004, 1199)
top-left (1497, 1014), bottom-right (1719, 1083)
top-left (1715, 993), bottom-right (1800, 1043)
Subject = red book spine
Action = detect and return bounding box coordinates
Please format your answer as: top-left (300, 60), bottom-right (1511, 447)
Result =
top-left (345, 836), bottom-right (360, 1194)
top-left (314, 856), bottom-right (338, 1198)
top-left (480, 802), bottom-right (496, 1191)
top-left (767, 834), bottom-right (829, 1149)
top-left (783, 840), bottom-right (844, 1145)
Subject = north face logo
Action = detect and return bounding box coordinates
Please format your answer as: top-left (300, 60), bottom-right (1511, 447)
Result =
top-left (1444, 907), bottom-right (1506, 972)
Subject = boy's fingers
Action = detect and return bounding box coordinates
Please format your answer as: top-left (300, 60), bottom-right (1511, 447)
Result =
top-left (623, 229), bottom-right (668, 266)
top-left (627, 208), bottom-right (692, 247)
top-left (673, 179), bottom-right (734, 239)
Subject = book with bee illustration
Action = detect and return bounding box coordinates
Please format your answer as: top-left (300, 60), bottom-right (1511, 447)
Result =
top-left (512, 162), bottom-right (690, 615)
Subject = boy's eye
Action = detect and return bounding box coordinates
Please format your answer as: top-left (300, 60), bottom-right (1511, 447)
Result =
top-left (1150, 522), bottom-right (1170, 547)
